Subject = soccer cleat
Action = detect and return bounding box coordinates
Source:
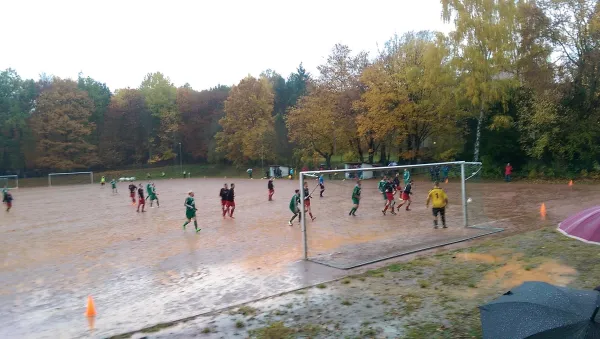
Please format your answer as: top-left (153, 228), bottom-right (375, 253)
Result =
top-left (382, 210), bottom-right (386, 216)
top-left (406, 208), bottom-right (411, 211)
top-left (434, 226), bottom-right (439, 229)
top-left (311, 216), bottom-right (316, 221)
top-left (391, 211), bottom-right (397, 215)
top-left (443, 225), bottom-right (448, 229)
top-left (183, 225), bottom-right (186, 230)
top-left (195, 228), bottom-right (201, 233)
top-left (288, 221), bottom-right (293, 226)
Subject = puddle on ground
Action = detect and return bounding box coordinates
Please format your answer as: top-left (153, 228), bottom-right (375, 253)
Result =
top-left (456, 252), bottom-right (577, 289)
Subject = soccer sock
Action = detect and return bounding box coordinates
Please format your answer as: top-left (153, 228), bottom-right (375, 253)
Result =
top-left (441, 215), bottom-right (446, 226)
top-left (183, 221), bottom-right (190, 228)
top-left (350, 207), bottom-right (356, 215)
top-left (194, 221), bottom-right (198, 230)
top-left (434, 219), bottom-right (438, 227)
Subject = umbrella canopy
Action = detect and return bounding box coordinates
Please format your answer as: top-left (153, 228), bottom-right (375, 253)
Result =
top-left (480, 281), bottom-right (600, 339)
top-left (558, 206), bottom-right (600, 245)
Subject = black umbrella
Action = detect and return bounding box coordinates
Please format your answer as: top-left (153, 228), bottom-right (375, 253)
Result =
top-left (480, 281), bottom-right (600, 339)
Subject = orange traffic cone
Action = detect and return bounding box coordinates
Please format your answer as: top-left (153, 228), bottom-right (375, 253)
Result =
top-left (540, 203), bottom-right (547, 218)
top-left (568, 180), bottom-right (573, 187)
top-left (86, 296), bottom-right (96, 317)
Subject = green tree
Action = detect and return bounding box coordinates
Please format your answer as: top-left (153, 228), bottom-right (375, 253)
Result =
top-left (77, 74), bottom-right (111, 144)
top-left (215, 76), bottom-right (275, 165)
top-left (29, 78), bottom-right (98, 170)
top-left (442, 0), bottom-right (520, 161)
top-left (139, 72), bottom-right (178, 163)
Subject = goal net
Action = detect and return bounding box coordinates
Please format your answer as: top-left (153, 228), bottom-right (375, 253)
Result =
top-left (0, 175), bottom-right (18, 189)
top-left (48, 172), bottom-right (94, 187)
top-left (298, 161), bottom-right (502, 269)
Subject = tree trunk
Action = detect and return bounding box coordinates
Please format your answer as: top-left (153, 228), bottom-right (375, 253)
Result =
top-left (473, 103), bottom-right (485, 162)
top-left (406, 136), bottom-right (413, 164)
top-left (368, 137), bottom-right (375, 164)
top-left (379, 143), bottom-right (387, 164)
top-left (325, 154), bottom-right (332, 169)
top-left (356, 138), bottom-right (364, 163)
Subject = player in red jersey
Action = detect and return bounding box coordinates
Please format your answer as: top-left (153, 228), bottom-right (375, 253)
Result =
top-left (136, 184), bottom-right (146, 212)
top-left (224, 183), bottom-right (236, 218)
top-left (268, 178), bottom-right (275, 201)
top-left (303, 182), bottom-right (316, 221)
top-left (128, 183), bottom-right (136, 205)
top-left (219, 183), bottom-right (229, 215)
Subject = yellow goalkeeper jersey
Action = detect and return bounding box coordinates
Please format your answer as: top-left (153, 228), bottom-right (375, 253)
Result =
top-left (427, 187), bottom-right (448, 208)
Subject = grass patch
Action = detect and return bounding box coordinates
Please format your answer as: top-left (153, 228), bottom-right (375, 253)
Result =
top-left (201, 327), bottom-right (212, 334)
top-left (342, 279), bottom-right (351, 284)
top-left (235, 320), bottom-right (245, 328)
top-left (418, 280), bottom-right (430, 288)
top-left (316, 283), bottom-right (327, 289)
top-left (400, 293), bottom-right (423, 314)
top-left (139, 322), bottom-right (173, 334)
top-left (299, 323), bottom-right (321, 336)
top-left (341, 300), bottom-right (352, 306)
top-left (233, 305), bottom-right (258, 316)
top-left (248, 322), bottom-right (295, 339)
top-left (404, 322), bottom-right (441, 338)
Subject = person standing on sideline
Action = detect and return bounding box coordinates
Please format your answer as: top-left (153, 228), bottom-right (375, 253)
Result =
top-left (403, 169), bottom-right (411, 186)
top-left (183, 191), bottom-right (200, 232)
top-left (426, 182), bottom-right (448, 229)
top-left (303, 181), bottom-right (316, 221)
top-left (128, 183), bottom-right (137, 204)
top-left (111, 179), bottom-right (118, 194)
top-left (219, 183), bottom-right (229, 215)
top-left (288, 189), bottom-right (301, 226)
top-left (318, 174), bottom-right (325, 197)
top-left (224, 183), bottom-right (236, 218)
top-left (349, 180), bottom-right (361, 216)
top-left (397, 179), bottom-right (413, 211)
top-left (247, 168), bottom-right (253, 179)
top-left (505, 163), bottom-right (513, 182)
top-left (268, 178), bottom-right (275, 201)
top-left (137, 184), bottom-right (146, 212)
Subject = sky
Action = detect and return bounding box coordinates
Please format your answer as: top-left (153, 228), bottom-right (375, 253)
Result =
top-left (1, 0), bottom-right (453, 91)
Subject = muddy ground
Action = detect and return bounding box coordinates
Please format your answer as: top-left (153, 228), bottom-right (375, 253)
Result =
top-left (0, 178), bottom-right (597, 338)
top-left (127, 226), bottom-right (600, 338)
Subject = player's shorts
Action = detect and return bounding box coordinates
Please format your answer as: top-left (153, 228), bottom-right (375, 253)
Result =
top-left (304, 199), bottom-right (311, 207)
top-left (226, 201), bottom-right (235, 207)
top-left (221, 199), bottom-right (227, 206)
top-left (386, 192), bottom-right (394, 201)
top-left (101, 182), bottom-right (105, 186)
top-left (432, 207), bottom-right (445, 217)
top-left (319, 184), bottom-right (324, 190)
top-left (352, 198), bottom-right (359, 205)
top-left (186, 210), bottom-right (196, 219)
top-left (6, 202), bottom-right (12, 208)
top-left (269, 189), bottom-right (274, 195)
top-left (130, 192), bottom-right (135, 198)
top-left (138, 198), bottom-right (145, 205)
top-left (401, 192), bottom-right (410, 201)
top-left (149, 194), bottom-right (157, 201)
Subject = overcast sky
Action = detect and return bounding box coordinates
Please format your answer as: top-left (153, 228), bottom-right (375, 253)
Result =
top-left (1, 0), bottom-right (453, 91)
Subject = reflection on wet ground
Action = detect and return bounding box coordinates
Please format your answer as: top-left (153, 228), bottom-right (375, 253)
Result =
top-left (1, 179), bottom-right (598, 337)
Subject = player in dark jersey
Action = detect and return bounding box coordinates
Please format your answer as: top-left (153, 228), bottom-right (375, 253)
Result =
top-left (3, 189), bottom-right (13, 212)
top-left (382, 178), bottom-right (397, 215)
top-left (393, 173), bottom-right (401, 191)
top-left (219, 183), bottom-right (229, 215)
top-left (268, 178), bottom-right (275, 201)
top-left (137, 184), bottom-right (146, 212)
top-left (224, 183), bottom-right (235, 218)
top-left (303, 182), bottom-right (316, 221)
top-left (397, 179), bottom-right (413, 211)
top-left (128, 183), bottom-right (137, 204)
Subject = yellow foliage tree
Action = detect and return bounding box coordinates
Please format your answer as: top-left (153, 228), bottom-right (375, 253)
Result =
top-left (215, 76), bottom-right (275, 165)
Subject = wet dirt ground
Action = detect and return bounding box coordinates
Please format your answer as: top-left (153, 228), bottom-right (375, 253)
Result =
top-left (1, 178), bottom-right (598, 338)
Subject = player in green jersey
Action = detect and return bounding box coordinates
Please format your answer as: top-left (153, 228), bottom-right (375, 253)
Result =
top-left (288, 189), bottom-right (301, 226)
top-left (183, 191), bottom-right (200, 233)
top-left (349, 180), bottom-right (361, 216)
top-left (110, 179), bottom-right (117, 194)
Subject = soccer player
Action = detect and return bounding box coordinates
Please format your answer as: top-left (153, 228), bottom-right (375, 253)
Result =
top-left (349, 180), bottom-right (361, 216)
top-left (148, 182), bottom-right (159, 207)
top-left (219, 184), bottom-right (229, 215)
top-left (288, 189), bottom-right (301, 226)
top-left (393, 173), bottom-right (401, 191)
top-left (137, 184), bottom-right (146, 212)
top-left (224, 183), bottom-right (236, 218)
top-left (397, 179), bottom-right (413, 211)
top-left (318, 174), bottom-right (325, 197)
top-left (426, 181), bottom-right (448, 229)
top-left (3, 189), bottom-right (13, 212)
top-left (110, 179), bottom-right (118, 194)
top-left (247, 168), bottom-right (253, 179)
top-left (378, 176), bottom-right (388, 201)
top-left (403, 169), bottom-right (411, 186)
top-left (268, 178), bottom-right (275, 201)
top-left (100, 176), bottom-right (106, 187)
top-left (183, 191), bottom-right (200, 233)
top-left (382, 178), bottom-right (397, 215)
top-left (303, 182), bottom-right (316, 221)
top-left (128, 183), bottom-right (137, 204)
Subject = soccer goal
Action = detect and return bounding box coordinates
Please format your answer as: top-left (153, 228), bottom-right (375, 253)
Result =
top-left (0, 175), bottom-right (19, 189)
top-left (298, 161), bottom-right (503, 269)
top-left (48, 172), bottom-right (94, 186)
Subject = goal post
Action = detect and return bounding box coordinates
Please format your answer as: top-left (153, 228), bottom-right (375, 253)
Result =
top-left (48, 172), bottom-right (94, 187)
top-left (299, 161), bottom-right (482, 260)
top-left (0, 175), bottom-right (19, 189)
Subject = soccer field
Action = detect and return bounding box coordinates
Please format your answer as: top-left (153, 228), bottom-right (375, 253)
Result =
top-left (1, 178), bottom-right (597, 338)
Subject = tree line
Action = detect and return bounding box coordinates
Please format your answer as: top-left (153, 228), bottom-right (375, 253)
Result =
top-left (1, 0), bottom-right (598, 178)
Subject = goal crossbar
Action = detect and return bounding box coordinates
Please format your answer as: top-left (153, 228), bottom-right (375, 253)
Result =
top-left (298, 161), bottom-right (482, 260)
top-left (48, 171), bottom-right (94, 186)
top-left (0, 175), bottom-right (19, 189)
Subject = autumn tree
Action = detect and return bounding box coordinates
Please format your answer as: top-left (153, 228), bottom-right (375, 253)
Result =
top-left (77, 74), bottom-right (111, 144)
top-left (140, 72), bottom-right (179, 163)
top-left (99, 89), bottom-right (151, 167)
top-left (29, 78), bottom-right (98, 170)
top-left (442, 0), bottom-right (520, 161)
top-left (215, 76), bottom-right (275, 165)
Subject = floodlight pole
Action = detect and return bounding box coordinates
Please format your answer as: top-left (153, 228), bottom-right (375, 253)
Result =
top-left (300, 172), bottom-right (308, 259)
top-left (461, 163), bottom-right (468, 227)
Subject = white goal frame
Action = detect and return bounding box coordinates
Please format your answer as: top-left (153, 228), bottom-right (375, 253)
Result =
top-left (48, 171), bottom-right (94, 186)
top-left (0, 175), bottom-right (19, 189)
top-left (299, 161), bottom-right (482, 260)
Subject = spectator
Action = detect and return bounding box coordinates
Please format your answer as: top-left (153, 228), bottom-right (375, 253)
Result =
top-left (505, 163), bottom-right (513, 182)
